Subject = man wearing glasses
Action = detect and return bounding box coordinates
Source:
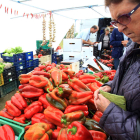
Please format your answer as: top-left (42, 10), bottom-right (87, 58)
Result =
top-left (94, 0), bottom-right (140, 140)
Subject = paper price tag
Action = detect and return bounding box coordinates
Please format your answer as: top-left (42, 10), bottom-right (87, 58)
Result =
top-left (8, 72), bottom-right (11, 75)
top-left (28, 56), bottom-right (31, 59)
top-left (20, 66), bottom-right (23, 69)
top-left (9, 78), bottom-right (12, 81)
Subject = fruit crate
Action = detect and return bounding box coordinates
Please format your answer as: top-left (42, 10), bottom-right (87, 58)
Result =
top-left (0, 73), bottom-right (4, 86)
top-left (26, 59), bottom-right (33, 68)
top-left (3, 74), bottom-right (17, 84)
top-left (16, 69), bottom-right (27, 78)
top-left (36, 40), bottom-right (50, 50)
top-left (13, 61), bottom-right (26, 71)
top-left (26, 66), bottom-right (34, 73)
top-left (0, 80), bottom-right (17, 98)
top-left (0, 117), bottom-right (25, 140)
top-left (1, 53), bottom-right (25, 63)
top-left (0, 116), bottom-right (31, 128)
top-left (3, 66), bottom-right (16, 77)
top-left (24, 51), bottom-right (33, 61)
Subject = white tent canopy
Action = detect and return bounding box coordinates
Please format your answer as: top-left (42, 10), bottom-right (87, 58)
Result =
top-left (0, 0), bottom-right (111, 53)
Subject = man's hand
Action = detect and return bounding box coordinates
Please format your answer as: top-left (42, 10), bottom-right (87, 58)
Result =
top-left (94, 94), bottom-right (111, 113)
top-left (122, 40), bottom-right (128, 47)
top-left (94, 86), bottom-right (111, 100)
top-left (90, 42), bottom-right (95, 45)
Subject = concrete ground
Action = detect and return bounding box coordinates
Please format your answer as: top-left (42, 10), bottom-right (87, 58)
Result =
top-left (0, 89), bottom-right (17, 110)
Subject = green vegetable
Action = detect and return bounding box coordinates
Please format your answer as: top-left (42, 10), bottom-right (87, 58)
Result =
top-left (0, 63), bottom-right (5, 74)
top-left (100, 76), bottom-right (109, 84)
top-left (100, 90), bottom-right (126, 111)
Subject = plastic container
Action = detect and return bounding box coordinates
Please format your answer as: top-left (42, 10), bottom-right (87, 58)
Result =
top-left (14, 61), bottom-right (26, 71)
top-left (3, 66), bottom-right (16, 77)
top-left (3, 74), bottom-right (17, 84)
top-left (0, 116), bottom-right (31, 127)
top-left (26, 59), bottom-right (33, 68)
top-left (0, 80), bottom-right (17, 98)
top-left (24, 51), bottom-right (33, 60)
top-left (26, 66), bottom-right (34, 73)
top-left (1, 53), bottom-right (25, 63)
top-left (36, 40), bottom-right (50, 50)
top-left (16, 69), bottom-right (27, 78)
top-left (0, 117), bottom-right (25, 140)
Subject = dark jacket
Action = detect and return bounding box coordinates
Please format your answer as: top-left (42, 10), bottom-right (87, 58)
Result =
top-left (99, 42), bottom-right (140, 140)
top-left (110, 28), bottom-right (124, 58)
top-left (99, 33), bottom-right (111, 50)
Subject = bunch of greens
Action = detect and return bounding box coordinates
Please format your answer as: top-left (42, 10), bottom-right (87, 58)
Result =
top-left (3, 46), bottom-right (23, 57)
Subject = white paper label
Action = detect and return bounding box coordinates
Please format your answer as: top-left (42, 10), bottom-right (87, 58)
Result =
top-left (9, 78), bottom-right (12, 81)
top-left (8, 72), bottom-right (11, 75)
top-left (20, 66), bottom-right (23, 69)
top-left (28, 56), bottom-right (31, 59)
top-left (19, 58), bottom-right (22, 61)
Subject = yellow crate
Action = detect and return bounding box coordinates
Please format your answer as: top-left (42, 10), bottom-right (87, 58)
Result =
top-left (0, 73), bottom-right (4, 86)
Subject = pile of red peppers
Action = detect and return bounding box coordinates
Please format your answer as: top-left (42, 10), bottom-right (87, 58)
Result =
top-left (0, 63), bottom-right (116, 140)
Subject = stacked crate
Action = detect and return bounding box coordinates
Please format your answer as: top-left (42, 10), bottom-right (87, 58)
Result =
top-left (25, 52), bottom-right (34, 73)
top-left (52, 53), bottom-right (57, 64)
top-left (33, 58), bottom-right (39, 68)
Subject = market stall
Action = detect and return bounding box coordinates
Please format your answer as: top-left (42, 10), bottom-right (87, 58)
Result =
top-left (0, 0), bottom-right (117, 139)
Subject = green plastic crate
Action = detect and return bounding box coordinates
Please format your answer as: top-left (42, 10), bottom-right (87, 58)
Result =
top-left (36, 40), bottom-right (50, 50)
top-left (0, 117), bottom-right (25, 140)
top-left (0, 116), bottom-right (31, 127)
top-left (0, 80), bottom-right (17, 98)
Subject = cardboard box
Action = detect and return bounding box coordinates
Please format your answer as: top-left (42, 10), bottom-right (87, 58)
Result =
top-left (39, 55), bottom-right (51, 64)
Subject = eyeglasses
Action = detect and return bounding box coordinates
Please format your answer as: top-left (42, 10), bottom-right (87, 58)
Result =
top-left (110, 3), bottom-right (140, 28)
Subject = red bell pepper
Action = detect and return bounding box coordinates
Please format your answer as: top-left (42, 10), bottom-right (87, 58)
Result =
top-left (44, 106), bottom-right (64, 127)
top-left (68, 77), bottom-right (90, 92)
top-left (89, 130), bottom-right (107, 140)
top-left (58, 84), bottom-right (72, 98)
top-left (11, 93), bottom-right (27, 110)
top-left (92, 111), bottom-right (103, 123)
top-left (39, 93), bottom-right (51, 108)
top-left (64, 105), bottom-right (89, 116)
top-left (75, 70), bottom-right (84, 78)
top-left (57, 128), bottom-right (68, 140)
top-left (24, 101), bottom-right (43, 119)
top-left (94, 72), bottom-right (103, 78)
top-left (0, 108), bottom-right (14, 119)
top-left (13, 114), bottom-right (26, 124)
top-left (38, 54), bottom-right (43, 58)
top-left (46, 88), bottom-right (67, 111)
top-left (61, 111), bottom-right (86, 127)
top-left (29, 75), bottom-right (48, 88)
top-left (31, 113), bottom-right (55, 129)
top-left (19, 73), bottom-right (32, 84)
top-left (89, 83), bottom-right (100, 93)
top-left (69, 91), bottom-right (93, 105)
top-left (87, 98), bottom-right (97, 111)
top-left (39, 65), bottom-right (46, 70)
top-left (62, 69), bottom-right (75, 78)
top-left (44, 78), bottom-right (54, 92)
top-left (51, 70), bottom-right (62, 86)
top-left (0, 125), bottom-right (15, 140)
top-left (19, 85), bottom-right (44, 98)
top-left (32, 71), bottom-right (50, 78)
top-left (62, 71), bottom-right (68, 80)
top-left (80, 79), bottom-right (98, 84)
top-left (67, 121), bottom-right (93, 140)
top-left (34, 67), bottom-right (41, 71)
top-left (79, 74), bottom-right (97, 80)
top-left (51, 129), bottom-right (60, 140)
top-left (5, 100), bottom-right (21, 117)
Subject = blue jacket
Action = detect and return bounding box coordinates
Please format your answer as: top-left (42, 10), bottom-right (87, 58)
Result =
top-left (110, 28), bottom-right (124, 58)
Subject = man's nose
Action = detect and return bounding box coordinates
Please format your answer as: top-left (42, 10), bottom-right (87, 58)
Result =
top-left (117, 23), bottom-right (126, 32)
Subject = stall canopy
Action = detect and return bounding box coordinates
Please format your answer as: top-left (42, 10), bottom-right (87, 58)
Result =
top-left (0, 0), bottom-right (111, 53)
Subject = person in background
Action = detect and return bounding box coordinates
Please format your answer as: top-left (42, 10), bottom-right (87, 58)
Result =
top-left (76, 25), bottom-right (99, 45)
top-left (99, 27), bottom-right (111, 50)
top-left (110, 28), bottom-right (128, 69)
top-left (94, 0), bottom-right (140, 139)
